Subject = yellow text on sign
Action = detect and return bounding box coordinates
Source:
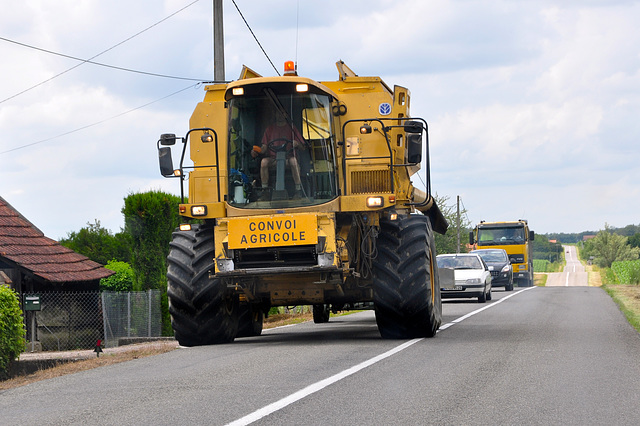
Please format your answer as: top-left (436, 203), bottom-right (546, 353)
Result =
top-left (228, 214), bottom-right (318, 249)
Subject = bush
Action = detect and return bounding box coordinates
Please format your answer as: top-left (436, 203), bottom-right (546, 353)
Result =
top-left (100, 261), bottom-right (135, 292)
top-left (0, 286), bottom-right (26, 379)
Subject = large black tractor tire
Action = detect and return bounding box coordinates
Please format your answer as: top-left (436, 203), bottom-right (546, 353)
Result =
top-left (373, 215), bottom-right (442, 339)
top-left (313, 304), bottom-right (331, 323)
top-left (237, 304), bottom-right (264, 338)
top-left (167, 224), bottom-right (238, 346)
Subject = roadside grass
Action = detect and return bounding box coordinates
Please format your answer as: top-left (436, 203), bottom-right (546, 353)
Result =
top-left (534, 273), bottom-right (548, 286)
top-left (602, 285), bottom-right (640, 333)
top-left (587, 263), bottom-right (640, 334)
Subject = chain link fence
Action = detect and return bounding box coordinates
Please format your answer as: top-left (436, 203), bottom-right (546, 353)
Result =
top-left (23, 290), bottom-right (162, 351)
top-left (101, 290), bottom-right (162, 348)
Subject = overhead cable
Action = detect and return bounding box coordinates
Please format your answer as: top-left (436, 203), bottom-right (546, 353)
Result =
top-left (0, 37), bottom-right (207, 83)
top-left (230, 0), bottom-right (280, 76)
top-left (0, 84), bottom-right (199, 154)
top-left (0, 0), bottom-right (202, 105)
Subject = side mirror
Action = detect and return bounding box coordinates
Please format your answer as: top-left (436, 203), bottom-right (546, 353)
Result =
top-left (404, 121), bottom-right (423, 134)
top-left (406, 133), bottom-right (422, 164)
top-left (160, 133), bottom-right (177, 146)
top-left (468, 231), bottom-right (474, 245)
top-left (529, 231), bottom-right (535, 241)
top-left (159, 147), bottom-right (175, 177)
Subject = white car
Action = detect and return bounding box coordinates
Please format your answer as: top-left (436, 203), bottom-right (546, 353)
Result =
top-left (436, 253), bottom-right (492, 303)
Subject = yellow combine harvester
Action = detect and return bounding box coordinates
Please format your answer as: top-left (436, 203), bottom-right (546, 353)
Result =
top-left (157, 61), bottom-right (447, 345)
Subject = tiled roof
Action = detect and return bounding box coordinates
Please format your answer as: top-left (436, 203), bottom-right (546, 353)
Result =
top-left (0, 196), bottom-right (114, 283)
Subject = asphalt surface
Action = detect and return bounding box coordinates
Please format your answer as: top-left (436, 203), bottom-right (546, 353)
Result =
top-left (3, 286), bottom-right (640, 425)
top-left (545, 245), bottom-right (589, 286)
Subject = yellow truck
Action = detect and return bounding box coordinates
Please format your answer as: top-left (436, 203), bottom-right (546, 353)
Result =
top-left (157, 61), bottom-right (448, 345)
top-left (469, 220), bottom-right (535, 287)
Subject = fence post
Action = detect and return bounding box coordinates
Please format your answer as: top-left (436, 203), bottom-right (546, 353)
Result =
top-left (148, 290), bottom-right (152, 337)
top-left (101, 292), bottom-right (108, 347)
top-left (127, 292), bottom-right (131, 338)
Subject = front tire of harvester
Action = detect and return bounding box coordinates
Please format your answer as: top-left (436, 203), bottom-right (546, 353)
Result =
top-left (313, 304), bottom-right (331, 323)
top-left (237, 304), bottom-right (263, 337)
top-left (373, 215), bottom-right (442, 339)
top-left (167, 224), bottom-right (239, 346)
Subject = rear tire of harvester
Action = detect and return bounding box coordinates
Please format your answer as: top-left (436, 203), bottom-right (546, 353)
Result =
top-left (373, 215), bottom-right (442, 339)
top-left (237, 304), bottom-right (263, 337)
top-left (167, 224), bottom-right (239, 346)
top-left (313, 304), bottom-right (331, 323)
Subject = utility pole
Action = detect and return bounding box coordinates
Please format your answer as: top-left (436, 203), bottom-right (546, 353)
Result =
top-left (456, 195), bottom-right (461, 253)
top-left (213, 0), bottom-right (225, 82)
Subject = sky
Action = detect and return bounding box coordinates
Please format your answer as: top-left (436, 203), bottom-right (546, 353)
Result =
top-left (1, 0), bottom-right (639, 239)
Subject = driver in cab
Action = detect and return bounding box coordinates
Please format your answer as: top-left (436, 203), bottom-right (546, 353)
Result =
top-left (251, 110), bottom-right (307, 199)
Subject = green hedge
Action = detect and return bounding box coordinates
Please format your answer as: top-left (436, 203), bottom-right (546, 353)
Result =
top-left (0, 286), bottom-right (26, 379)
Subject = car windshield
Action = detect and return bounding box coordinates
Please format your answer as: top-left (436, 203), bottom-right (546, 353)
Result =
top-left (226, 90), bottom-right (338, 209)
top-left (477, 226), bottom-right (525, 245)
top-left (475, 251), bottom-right (507, 262)
top-left (437, 256), bottom-right (482, 270)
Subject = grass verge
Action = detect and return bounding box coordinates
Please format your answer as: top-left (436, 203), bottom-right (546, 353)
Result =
top-left (602, 284), bottom-right (640, 333)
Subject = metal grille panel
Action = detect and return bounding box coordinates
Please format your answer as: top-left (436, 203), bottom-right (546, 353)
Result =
top-left (350, 170), bottom-right (391, 194)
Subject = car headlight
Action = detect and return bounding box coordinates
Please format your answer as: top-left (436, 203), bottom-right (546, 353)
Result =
top-left (501, 265), bottom-right (510, 273)
top-left (466, 278), bottom-right (481, 284)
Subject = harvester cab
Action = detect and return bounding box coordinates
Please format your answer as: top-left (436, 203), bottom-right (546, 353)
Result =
top-left (157, 61), bottom-right (448, 345)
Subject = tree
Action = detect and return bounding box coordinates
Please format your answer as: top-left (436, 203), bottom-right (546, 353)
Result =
top-left (122, 190), bottom-right (183, 336)
top-left (533, 235), bottom-right (563, 262)
top-left (432, 194), bottom-right (471, 255)
top-left (586, 224), bottom-right (640, 268)
top-left (121, 190), bottom-right (182, 292)
top-left (60, 220), bottom-right (131, 265)
top-left (628, 233), bottom-right (640, 249)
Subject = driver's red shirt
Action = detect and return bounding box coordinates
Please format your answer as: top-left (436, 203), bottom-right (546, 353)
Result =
top-left (261, 122), bottom-right (305, 158)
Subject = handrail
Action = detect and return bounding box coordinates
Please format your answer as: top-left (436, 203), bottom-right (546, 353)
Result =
top-left (177, 127), bottom-right (221, 203)
top-left (339, 117), bottom-right (430, 205)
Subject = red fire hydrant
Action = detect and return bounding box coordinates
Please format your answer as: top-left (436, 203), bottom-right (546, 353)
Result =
top-left (94, 339), bottom-right (103, 357)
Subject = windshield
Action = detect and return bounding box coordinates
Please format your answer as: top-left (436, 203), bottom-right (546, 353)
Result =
top-left (227, 91), bottom-right (338, 209)
top-left (474, 250), bottom-right (507, 262)
top-left (437, 256), bottom-right (483, 270)
top-left (477, 226), bottom-right (525, 245)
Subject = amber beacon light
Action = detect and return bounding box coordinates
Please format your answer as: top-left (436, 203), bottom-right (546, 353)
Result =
top-left (284, 60), bottom-right (297, 76)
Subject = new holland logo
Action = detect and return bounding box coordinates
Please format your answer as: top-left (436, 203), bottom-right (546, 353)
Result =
top-left (379, 102), bottom-right (391, 115)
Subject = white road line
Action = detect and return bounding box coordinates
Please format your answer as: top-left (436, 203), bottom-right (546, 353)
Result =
top-left (226, 287), bottom-right (536, 426)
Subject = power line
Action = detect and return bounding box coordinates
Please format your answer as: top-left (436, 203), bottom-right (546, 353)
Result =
top-left (0, 37), bottom-right (207, 84)
top-left (0, 84), bottom-right (199, 155)
top-left (0, 0), bottom-right (202, 105)
top-left (230, 0), bottom-right (280, 76)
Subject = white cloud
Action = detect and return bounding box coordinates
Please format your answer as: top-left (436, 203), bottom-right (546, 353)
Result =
top-left (1, 0), bottom-right (640, 238)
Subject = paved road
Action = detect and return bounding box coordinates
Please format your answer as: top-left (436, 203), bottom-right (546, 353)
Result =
top-left (546, 245), bottom-right (589, 286)
top-left (3, 287), bottom-right (640, 425)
